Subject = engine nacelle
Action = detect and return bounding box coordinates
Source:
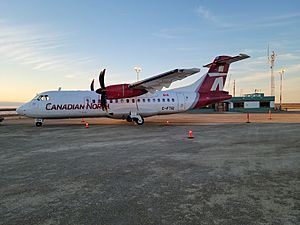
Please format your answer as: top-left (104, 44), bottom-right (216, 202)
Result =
top-left (105, 84), bottom-right (147, 99)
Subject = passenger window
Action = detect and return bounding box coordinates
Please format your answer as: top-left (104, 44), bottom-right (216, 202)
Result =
top-left (143, 99), bottom-right (145, 103)
top-left (148, 99), bottom-right (151, 102)
top-left (92, 99), bottom-right (96, 103)
top-left (115, 99), bottom-right (118, 103)
top-left (132, 99), bottom-right (135, 103)
top-left (172, 98), bottom-right (175, 102)
top-left (157, 99), bottom-right (160, 102)
top-left (137, 99), bottom-right (140, 102)
top-left (109, 99), bottom-right (113, 103)
top-left (153, 99), bottom-right (156, 102)
top-left (162, 99), bottom-right (165, 102)
top-left (121, 99), bottom-right (124, 103)
top-left (126, 99), bottom-right (129, 103)
top-left (167, 98), bottom-right (170, 102)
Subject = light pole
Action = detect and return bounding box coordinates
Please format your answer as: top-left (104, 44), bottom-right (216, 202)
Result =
top-left (134, 66), bottom-right (142, 82)
top-left (279, 69), bottom-right (285, 111)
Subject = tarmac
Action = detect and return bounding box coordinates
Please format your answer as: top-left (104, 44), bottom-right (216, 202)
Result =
top-left (1, 114), bottom-right (300, 225)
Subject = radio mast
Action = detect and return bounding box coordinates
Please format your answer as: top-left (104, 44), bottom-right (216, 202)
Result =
top-left (268, 45), bottom-right (276, 96)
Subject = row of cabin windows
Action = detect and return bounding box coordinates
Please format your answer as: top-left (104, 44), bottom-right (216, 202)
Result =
top-left (90, 98), bottom-right (175, 104)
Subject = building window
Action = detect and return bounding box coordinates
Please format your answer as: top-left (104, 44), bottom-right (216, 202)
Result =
top-left (233, 102), bottom-right (244, 108)
top-left (260, 101), bottom-right (270, 107)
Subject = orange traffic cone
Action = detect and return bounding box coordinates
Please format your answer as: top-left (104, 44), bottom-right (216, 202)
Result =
top-left (85, 122), bottom-right (89, 128)
top-left (188, 130), bottom-right (193, 139)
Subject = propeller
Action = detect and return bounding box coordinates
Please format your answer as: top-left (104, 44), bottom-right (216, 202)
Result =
top-left (90, 79), bottom-right (95, 91)
top-left (95, 69), bottom-right (107, 111)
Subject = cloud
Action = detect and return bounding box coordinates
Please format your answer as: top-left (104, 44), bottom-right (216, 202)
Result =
top-left (277, 53), bottom-right (300, 61)
top-left (152, 27), bottom-right (196, 39)
top-left (0, 22), bottom-right (96, 77)
top-left (152, 29), bottom-right (178, 39)
top-left (195, 6), bottom-right (300, 31)
top-left (195, 5), bottom-right (237, 28)
top-left (196, 6), bottom-right (217, 23)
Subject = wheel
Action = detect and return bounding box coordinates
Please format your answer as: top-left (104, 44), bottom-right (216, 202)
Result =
top-left (135, 116), bottom-right (144, 125)
top-left (36, 122), bottom-right (42, 127)
top-left (126, 115), bottom-right (132, 122)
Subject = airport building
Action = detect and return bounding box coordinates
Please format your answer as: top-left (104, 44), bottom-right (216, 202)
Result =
top-left (195, 93), bottom-right (275, 112)
top-left (222, 93), bottom-right (275, 112)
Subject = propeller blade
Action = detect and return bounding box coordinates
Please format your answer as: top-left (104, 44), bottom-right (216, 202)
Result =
top-left (90, 79), bottom-right (95, 91)
top-left (99, 69), bottom-right (106, 89)
top-left (95, 69), bottom-right (107, 111)
top-left (101, 92), bottom-right (107, 111)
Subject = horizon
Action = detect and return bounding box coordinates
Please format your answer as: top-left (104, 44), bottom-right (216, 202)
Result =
top-left (1, 0), bottom-right (300, 105)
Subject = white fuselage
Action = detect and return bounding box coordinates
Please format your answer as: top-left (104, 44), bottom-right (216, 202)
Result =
top-left (17, 90), bottom-right (197, 120)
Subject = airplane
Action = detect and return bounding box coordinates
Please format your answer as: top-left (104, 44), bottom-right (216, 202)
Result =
top-left (16, 54), bottom-right (249, 126)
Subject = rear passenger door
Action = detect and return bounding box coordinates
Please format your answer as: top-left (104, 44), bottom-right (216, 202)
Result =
top-left (177, 93), bottom-right (185, 111)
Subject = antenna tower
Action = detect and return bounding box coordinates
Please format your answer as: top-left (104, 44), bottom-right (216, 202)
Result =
top-left (268, 46), bottom-right (276, 96)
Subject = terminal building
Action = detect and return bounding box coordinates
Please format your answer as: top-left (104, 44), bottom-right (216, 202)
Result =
top-left (194, 93), bottom-right (275, 112)
top-left (221, 93), bottom-right (275, 112)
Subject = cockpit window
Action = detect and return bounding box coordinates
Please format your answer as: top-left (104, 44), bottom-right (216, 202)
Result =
top-left (35, 95), bottom-right (50, 101)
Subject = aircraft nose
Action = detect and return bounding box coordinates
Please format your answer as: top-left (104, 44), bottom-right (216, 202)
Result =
top-left (16, 105), bottom-right (26, 115)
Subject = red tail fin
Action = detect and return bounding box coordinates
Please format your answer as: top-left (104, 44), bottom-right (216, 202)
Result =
top-left (197, 54), bottom-right (249, 93)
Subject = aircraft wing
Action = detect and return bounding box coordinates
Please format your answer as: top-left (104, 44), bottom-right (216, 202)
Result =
top-left (129, 68), bottom-right (200, 93)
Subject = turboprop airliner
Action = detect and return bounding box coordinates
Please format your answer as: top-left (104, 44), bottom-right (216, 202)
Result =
top-left (17, 54), bottom-right (249, 126)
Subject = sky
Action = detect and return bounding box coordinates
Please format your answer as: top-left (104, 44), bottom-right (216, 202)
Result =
top-left (0, 0), bottom-right (300, 106)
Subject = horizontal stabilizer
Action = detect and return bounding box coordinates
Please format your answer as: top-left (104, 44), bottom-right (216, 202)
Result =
top-left (203, 53), bottom-right (250, 68)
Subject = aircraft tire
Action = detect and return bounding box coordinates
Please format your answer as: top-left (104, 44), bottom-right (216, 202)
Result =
top-left (126, 115), bottom-right (133, 122)
top-left (135, 116), bottom-right (144, 125)
top-left (36, 122), bottom-right (43, 127)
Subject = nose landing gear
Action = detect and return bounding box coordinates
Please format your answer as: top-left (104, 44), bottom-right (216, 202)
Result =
top-left (35, 118), bottom-right (44, 127)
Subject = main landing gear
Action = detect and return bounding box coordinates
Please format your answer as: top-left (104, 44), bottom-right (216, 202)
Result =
top-left (35, 118), bottom-right (44, 127)
top-left (126, 114), bottom-right (144, 125)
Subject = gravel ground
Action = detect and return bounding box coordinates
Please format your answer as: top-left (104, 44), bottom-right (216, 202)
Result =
top-left (1, 121), bottom-right (300, 225)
